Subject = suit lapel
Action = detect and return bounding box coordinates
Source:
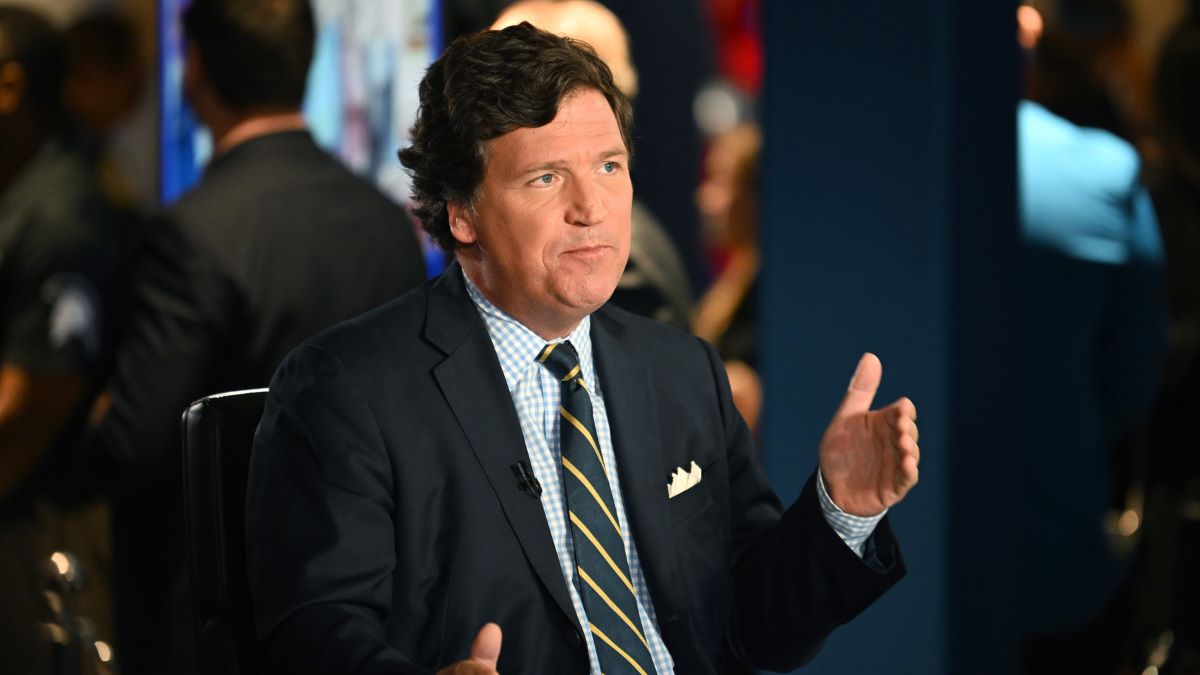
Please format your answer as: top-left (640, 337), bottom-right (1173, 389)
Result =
top-left (590, 309), bottom-right (690, 626)
top-left (425, 265), bottom-right (580, 630)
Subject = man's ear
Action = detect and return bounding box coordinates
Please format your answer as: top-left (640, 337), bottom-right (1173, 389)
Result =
top-left (447, 202), bottom-right (478, 246)
top-left (0, 62), bottom-right (27, 116)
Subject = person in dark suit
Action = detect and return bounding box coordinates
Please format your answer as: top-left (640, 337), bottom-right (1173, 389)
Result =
top-left (84, 0), bottom-right (426, 671)
top-left (247, 23), bottom-right (919, 675)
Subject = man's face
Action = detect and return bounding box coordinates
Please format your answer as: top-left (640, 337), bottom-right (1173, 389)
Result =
top-left (451, 88), bottom-right (633, 339)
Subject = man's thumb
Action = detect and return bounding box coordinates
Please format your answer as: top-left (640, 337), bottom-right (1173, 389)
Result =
top-left (469, 623), bottom-right (502, 669)
top-left (834, 353), bottom-right (882, 418)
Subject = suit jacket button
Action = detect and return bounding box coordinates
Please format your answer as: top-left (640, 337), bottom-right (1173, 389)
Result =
top-left (567, 627), bottom-right (583, 648)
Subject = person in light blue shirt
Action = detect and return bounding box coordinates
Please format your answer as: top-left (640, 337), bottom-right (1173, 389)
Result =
top-left (1018, 97), bottom-right (1166, 668)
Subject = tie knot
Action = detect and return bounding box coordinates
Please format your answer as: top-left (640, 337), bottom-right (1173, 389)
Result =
top-left (538, 341), bottom-right (583, 385)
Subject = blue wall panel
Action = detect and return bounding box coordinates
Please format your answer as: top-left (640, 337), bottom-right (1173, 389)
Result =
top-left (760, 1), bottom-right (1019, 673)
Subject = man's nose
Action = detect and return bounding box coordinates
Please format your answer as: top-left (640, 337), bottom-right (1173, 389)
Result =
top-left (565, 176), bottom-right (607, 226)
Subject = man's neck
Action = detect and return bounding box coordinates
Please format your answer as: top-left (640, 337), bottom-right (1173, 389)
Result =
top-left (458, 261), bottom-right (584, 341)
top-left (211, 111), bottom-right (307, 157)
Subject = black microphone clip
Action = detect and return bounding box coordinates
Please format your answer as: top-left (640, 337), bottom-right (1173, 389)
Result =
top-left (511, 460), bottom-right (542, 499)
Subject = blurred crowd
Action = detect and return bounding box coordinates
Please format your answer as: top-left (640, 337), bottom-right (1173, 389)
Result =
top-left (1017, 1), bottom-right (1200, 673)
top-left (1, 0), bottom-right (1198, 673)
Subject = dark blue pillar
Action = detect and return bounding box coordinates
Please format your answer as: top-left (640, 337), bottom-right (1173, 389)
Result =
top-left (759, 1), bottom-right (1020, 673)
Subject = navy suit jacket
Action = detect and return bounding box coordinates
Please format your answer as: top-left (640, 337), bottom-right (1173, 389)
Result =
top-left (245, 264), bottom-right (905, 674)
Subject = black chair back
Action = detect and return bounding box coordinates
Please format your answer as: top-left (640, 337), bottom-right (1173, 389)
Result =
top-left (182, 388), bottom-right (268, 675)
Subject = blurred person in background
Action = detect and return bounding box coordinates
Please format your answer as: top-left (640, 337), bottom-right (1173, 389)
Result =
top-left (693, 123), bottom-right (762, 433)
top-left (1018, 8), bottom-right (1167, 673)
top-left (492, 0), bottom-right (694, 331)
top-left (1149, 8), bottom-right (1200, 400)
top-left (79, 0), bottom-right (426, 671)
top-left (0, 5), bottom-right (122, 672)
top-left (1028, 0), bottom-right (1154, 151)
top-left (62, 9), bottom-right (150, 225)
top-left (1126, 8), bottom-right (1200, 672)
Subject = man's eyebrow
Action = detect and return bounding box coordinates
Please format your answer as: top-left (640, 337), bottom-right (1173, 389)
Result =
top-left (516, 148), bottom-right (630, 176)
top-left (518, 159), bottom-right (571, 175)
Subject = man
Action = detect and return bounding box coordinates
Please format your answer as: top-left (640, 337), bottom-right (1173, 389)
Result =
top-left (247, 24), bottom-right (918, 674)
top-left (89, 0), bottom-right (426, 671)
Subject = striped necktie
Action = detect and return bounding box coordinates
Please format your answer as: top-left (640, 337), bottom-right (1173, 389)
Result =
top-left (538, 341), bottom-right (657, 675)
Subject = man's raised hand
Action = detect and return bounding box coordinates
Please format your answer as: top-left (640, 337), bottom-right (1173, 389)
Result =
top-left (437, 623), bottom-right (502, 674)
top-left (818, 353), bottom-right (919, 516)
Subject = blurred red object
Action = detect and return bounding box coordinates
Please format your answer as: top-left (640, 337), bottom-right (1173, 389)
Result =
top-left (708, 0), bottom-right (762, 96)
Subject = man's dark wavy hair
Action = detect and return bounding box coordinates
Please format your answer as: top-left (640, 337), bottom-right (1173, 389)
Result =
top-left (398, 22), bottom-right (634, 252)
top-left (182, 0), bottom-right (314, 110)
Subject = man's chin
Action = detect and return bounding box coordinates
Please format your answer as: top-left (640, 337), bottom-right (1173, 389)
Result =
top-left (565, 279), bottom-right (621, 312)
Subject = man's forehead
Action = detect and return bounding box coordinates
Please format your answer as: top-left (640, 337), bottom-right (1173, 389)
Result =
top-left (485, 90), bottom-right (626, 168)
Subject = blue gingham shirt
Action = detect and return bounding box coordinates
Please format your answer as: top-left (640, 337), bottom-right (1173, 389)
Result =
top-left (463, 271), bottom-right (882, 674)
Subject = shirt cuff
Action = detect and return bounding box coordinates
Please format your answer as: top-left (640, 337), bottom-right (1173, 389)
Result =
top-left (816, 468), bottom-right (886, 558)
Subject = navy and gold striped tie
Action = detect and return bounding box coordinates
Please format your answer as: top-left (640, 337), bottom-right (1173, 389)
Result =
top-left (538, 341), bottom-right (657, 675)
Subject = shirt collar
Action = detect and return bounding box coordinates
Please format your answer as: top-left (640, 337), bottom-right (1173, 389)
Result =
top-left (461, 268), bottom-right (596, 394)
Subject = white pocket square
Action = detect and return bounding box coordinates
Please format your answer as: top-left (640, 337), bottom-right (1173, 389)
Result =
top-left (667, 461), bottom-right (702, 499)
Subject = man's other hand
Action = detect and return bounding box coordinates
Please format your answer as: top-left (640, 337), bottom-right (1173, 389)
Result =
top-left (437, 623), bottom-right (503, 674)
top-left (818, 353), bottom-right (919, 516)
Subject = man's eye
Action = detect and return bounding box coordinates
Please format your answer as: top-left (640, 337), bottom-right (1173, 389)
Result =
top-left (601, 161), bottom-right (617, 173)
top-left (535, 174), bottom-right (554, 185)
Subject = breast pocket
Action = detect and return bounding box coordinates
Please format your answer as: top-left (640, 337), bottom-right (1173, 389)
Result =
top-left (666, 471), bottom-right (713, 523)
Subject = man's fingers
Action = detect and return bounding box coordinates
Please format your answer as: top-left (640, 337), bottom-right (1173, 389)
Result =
top-left (894, 414), bottom-right (919, 444)
top-left (897, 435), bottom-right (920, 464)
top-left (892, 396), bottom-right (917, 422)
top-left (440, 663), bottom-right (497, 675)
top-left (469, 623), bottom-right (502, 669)
top-left (897, 453), bottom-right (919, 492)
top-left (834, 353), bottom-right (882, 419)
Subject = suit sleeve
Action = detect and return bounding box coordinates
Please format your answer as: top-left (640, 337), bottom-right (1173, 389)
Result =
top-left (246, 343), bottom-right (427, 675)
top-left (95, 217), bottom-right (232, 494)
top-left (701, 339), bottom-right (906, 671)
